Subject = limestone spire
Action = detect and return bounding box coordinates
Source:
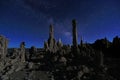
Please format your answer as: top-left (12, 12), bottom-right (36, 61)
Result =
top-left (20, 42), bottom-right (26, 62)
top-left (58, 38), bottom-right (62, 43)
top-left (0, 35), bottom-right (8, 61)
top-left (49, 24), bottom-right (54, 39)
top-left (57, 38), bottom-right (63, 47)
top-left (80, 36), bottom-right (83, 47)
top-left (72, 19), bottom-right (78, 48)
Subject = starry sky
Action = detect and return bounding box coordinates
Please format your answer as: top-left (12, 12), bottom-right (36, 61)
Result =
top-left (0, 0), bottom-right (120, 48)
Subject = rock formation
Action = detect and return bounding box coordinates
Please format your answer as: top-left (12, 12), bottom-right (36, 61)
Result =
top-left (57, 39), bottom-right (63, 48)
top-left (44, 24), bottom-right (57, 53)
top-left (0, 20), bottom-right (119, 80)
top-left (72, 19), bottom-right (78, 48)
top-left (0, 35), bottom-right (8, 61)
top-left (20, 42), bottom-right (26, 62)
top-left (44, 24), bottom-right (63, 53)
top-left (72, 19), bottom-right (80, 56)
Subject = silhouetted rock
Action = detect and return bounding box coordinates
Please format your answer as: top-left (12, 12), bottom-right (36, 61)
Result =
top-left (0, 20), bottom-right (119, 80)
top-left (20, 42), bottom-right (26, 62)
top-left (44, 24), bottom-right (63, 53)
top-left (0, 35), bottom-right (8, 61)
top-left (72, 19), bottom-right (78, 48)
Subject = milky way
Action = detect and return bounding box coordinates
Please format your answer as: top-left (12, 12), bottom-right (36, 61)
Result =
top-left (0, 0), bottom-right (120, 48)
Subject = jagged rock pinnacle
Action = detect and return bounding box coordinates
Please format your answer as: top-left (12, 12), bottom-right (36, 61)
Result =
top-left (72, 19), bottom-right (78, 48)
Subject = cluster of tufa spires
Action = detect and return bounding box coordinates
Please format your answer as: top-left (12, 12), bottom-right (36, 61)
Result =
top-left (44, 19), bottom-right (79, 53)
top-left (1, 19), bottom-right (118, 80)
top-left (44, 24), bottom-right (63, 53)
top-left (0, 19), bottom-right (104, 67)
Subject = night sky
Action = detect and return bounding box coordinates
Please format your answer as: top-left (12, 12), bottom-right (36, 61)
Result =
top-left (0, 0), bottom-right (120, 48)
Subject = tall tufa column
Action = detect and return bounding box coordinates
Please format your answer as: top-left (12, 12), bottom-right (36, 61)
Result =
top-left (0, 35), bottom-right (8, 61)
top-left (80, 36), bottom-right (83, 47)
top-left (49, 24), bottom-right (54, 39)
top-left (72, 19), bottom-right (78, 48)
top-left (47, 24), bottom-right (58, 53)
top-left (20, 42), bottom-right (26, 62)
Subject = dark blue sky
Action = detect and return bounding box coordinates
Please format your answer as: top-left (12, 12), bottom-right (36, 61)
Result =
top-left (0, 0), bottom-right (120, 48)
